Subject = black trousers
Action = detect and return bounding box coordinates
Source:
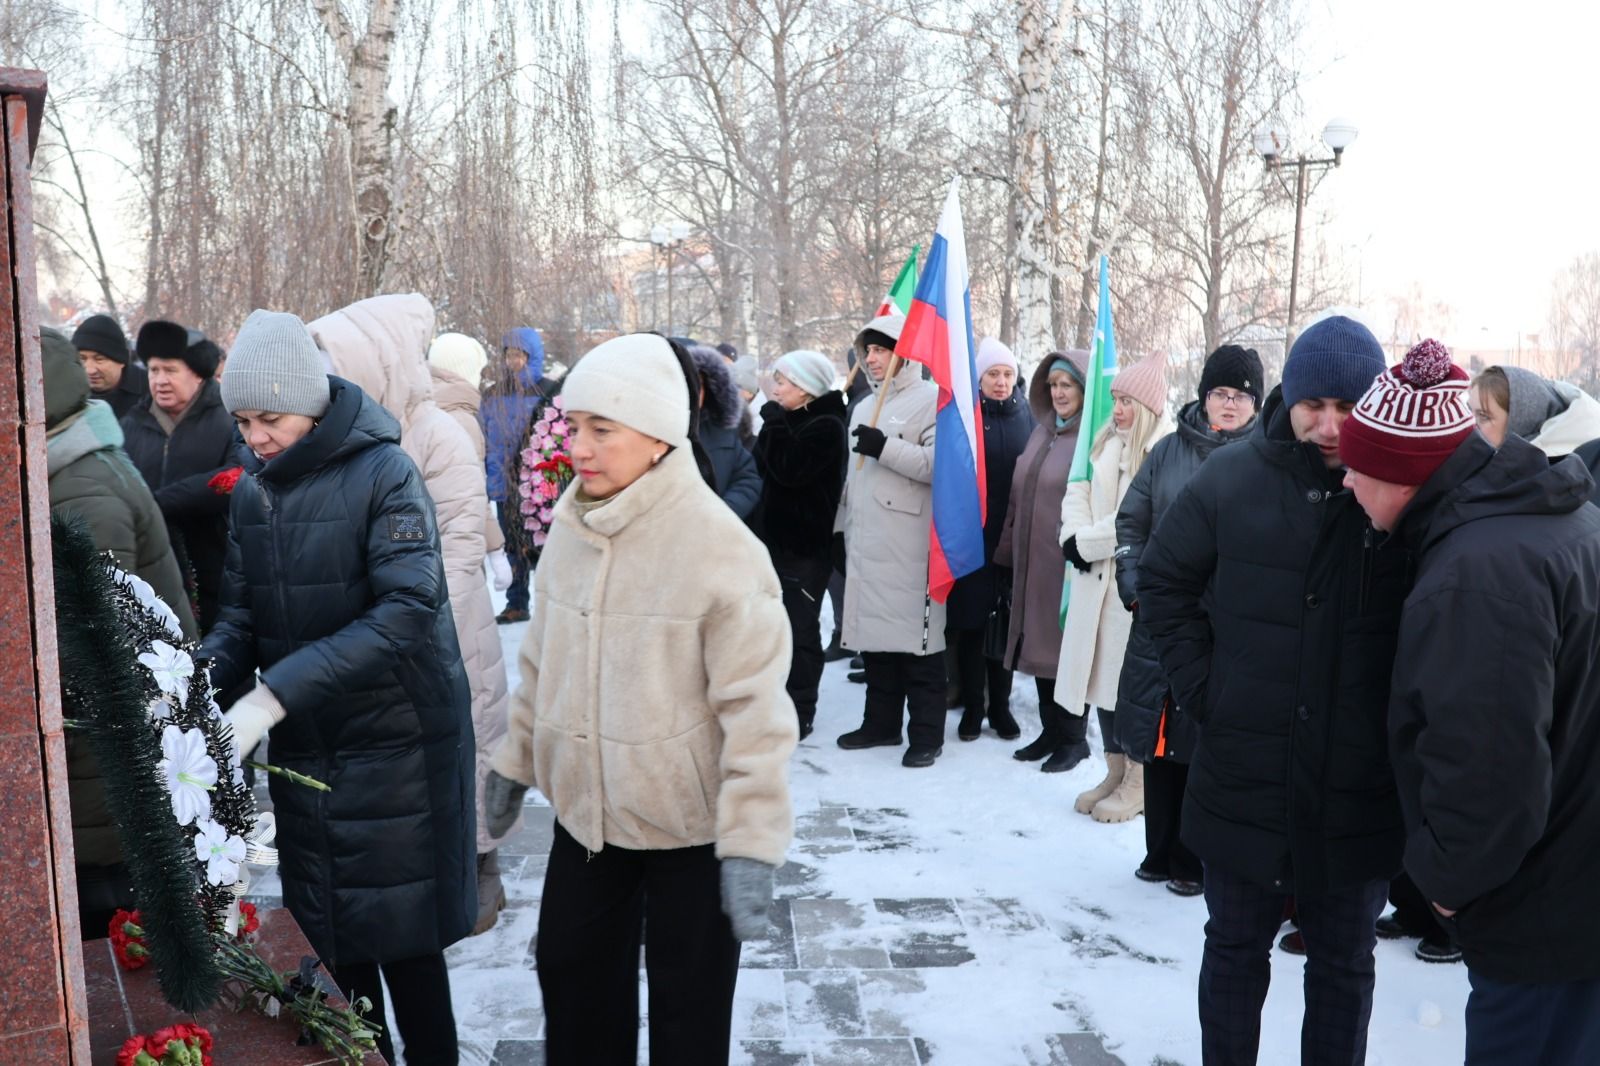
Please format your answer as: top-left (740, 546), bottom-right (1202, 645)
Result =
top-left (1198, 866), bottom-right (1386, 1066)
top-left (330, 952), bottom-right (457, 1066)
top-left (1095, 706), bottom-right (1123, 755)
top-left (773, 551), bottom-right (832, 723)
top-left (860, 650), bottom-right (947, 749)
top-left (950, 627), bottom-right (1014, 717)
top-left (1142, 758), bottom-right (1201, 882)
top-left (537, 821), bottom-right (742, 1066)
top-left (827, 569), bottom-right (846, 640)
top-left (1466, 970), bottom-right (1600, 1066)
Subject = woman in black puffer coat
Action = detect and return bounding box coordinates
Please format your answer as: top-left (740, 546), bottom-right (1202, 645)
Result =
top-left (1114, 345), bottom-right (1263, 896)
top-left (946, 339), bottom-right (1036, 742)
top-left (690, 345), bottom-right (763, 521)
top-left (201, 310), bottom-right (473, 1066)
top-left (752, 350), bottom-right (848, 740)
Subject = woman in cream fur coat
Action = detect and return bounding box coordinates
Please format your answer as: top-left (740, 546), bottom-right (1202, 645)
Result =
top-left (1054, 351), bottom-right (1173, 823)
top-left (485, 333), bottom-right (798, 1066)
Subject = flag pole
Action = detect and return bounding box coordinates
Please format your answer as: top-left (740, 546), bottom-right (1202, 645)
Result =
top-left (854, 354), bottom-right (902, 471)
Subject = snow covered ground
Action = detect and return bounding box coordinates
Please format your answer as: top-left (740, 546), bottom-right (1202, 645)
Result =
top-left (251, 588), bottom-right (1471, 1065)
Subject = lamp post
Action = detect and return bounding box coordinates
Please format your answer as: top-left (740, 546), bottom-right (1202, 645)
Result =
top-left (1254, 116), bottom-right (1359, 351)
top-left (650, 221), bottom-right (692, 336)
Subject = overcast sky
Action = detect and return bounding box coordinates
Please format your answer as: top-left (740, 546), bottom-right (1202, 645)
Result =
top-left (1298, 0), bottom-right (1598, 349)
top-left (35, 0), bottom-right (1598, 354)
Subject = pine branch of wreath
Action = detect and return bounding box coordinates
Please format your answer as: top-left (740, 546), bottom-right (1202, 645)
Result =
top-left (51, 516), bottom-right (223, 1013)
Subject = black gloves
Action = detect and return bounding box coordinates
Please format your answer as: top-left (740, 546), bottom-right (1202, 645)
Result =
top-left (851, 424), bottom-right (887, 459)
top-left (1063, 535), bottom-right (1091, 573)
top-left (831, 531), bottom-right (847, 577)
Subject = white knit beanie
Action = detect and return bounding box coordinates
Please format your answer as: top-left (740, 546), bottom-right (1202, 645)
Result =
top-left (562, 333), bottom-right (690, 447)
top-left (221, 309), bottom-right (331, 417)
top-left (976, 336), bottom-right (1018, 378)
top-left (428, 331), bottom-right (488, 384)
top-left (774, 350), bottom-right (837, 399)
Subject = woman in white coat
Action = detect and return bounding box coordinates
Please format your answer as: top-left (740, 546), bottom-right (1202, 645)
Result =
top-left (309, 295), bottom-right (516, 934)
top-left (1054, 351), bottom-right (1173, 822)
top-left (483, 333), bottom-right (797, 1066)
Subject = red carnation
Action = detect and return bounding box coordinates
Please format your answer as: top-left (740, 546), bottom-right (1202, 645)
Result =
top-left (207, 466), bottom-right (244, 494)
top-left (109, 909), bottom-right (149, 971)
top-left (236, 900), bottom-right (261, 939)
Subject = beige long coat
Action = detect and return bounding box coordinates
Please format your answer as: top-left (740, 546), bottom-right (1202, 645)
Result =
top-left (430, 364), bottom-right (504, 554)
top-left (491, 446), bottom-right (798, 864)
top-left (835, 362), bottom-right (944, 655)
top-left (1054, 419), bottom-right (1172, 716)
top-left (310, 294), bottom-right (513, 851)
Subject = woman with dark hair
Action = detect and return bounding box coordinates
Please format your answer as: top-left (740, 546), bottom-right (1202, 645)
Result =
top-left (485, 333), bottom-right (797, 1066)
top-left (998, 351), bottom-right (1088, 770)
top-left (689, 344), bottom-right (763, 519)
top-left (1114, 344), bottom-right (1262, 894)
top-left (753, 349), bottom-right (848, 740)
top-left (204, 309), bottom-right (474, 1065)
top-left (946, 338), bottom-right (1035, 741)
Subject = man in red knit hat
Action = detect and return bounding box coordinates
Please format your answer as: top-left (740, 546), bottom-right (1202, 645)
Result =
top-left (1343, 339), bottom-right (1600, 1066)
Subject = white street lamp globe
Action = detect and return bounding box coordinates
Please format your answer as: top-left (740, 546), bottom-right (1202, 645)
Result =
top-left (1322, 117), bottom-right (1359, 152)
top-left (650, 224), bottom-right (669, 246)
top-left (1253, 118), bottom-right (1289, 160)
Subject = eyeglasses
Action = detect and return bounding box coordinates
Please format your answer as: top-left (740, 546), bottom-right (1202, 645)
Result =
top-left (1206, 388), bottom-right (1255, 408)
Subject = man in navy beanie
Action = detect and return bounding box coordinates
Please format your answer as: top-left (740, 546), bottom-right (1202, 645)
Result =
top-left (1139, 314), bottom-right (1407, 1065)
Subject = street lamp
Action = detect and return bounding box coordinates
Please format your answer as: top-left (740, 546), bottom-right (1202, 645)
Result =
top-left (1255, 116), bottom-right (1359, 350)
top-left (650, 221), bottom-right (692, 336)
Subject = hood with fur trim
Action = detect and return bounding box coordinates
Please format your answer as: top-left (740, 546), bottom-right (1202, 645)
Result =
top-left (689, 344), bottom-right (743, 431)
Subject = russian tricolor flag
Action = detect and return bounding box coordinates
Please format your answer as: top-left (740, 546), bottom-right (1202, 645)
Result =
top-left (896, 178), bottom-right (985, 604)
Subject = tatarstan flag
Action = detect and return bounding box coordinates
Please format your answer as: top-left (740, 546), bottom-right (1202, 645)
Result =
top-left (877, 245), bottom-right (920, 317)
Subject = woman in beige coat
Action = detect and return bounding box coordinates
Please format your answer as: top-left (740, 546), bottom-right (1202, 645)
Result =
top-left (484, 333), bottom-right (797, 1066)
top-left (1054, 351), bottom-right (1173, 822)
top-left (309, 295), bottom-right (515, 933)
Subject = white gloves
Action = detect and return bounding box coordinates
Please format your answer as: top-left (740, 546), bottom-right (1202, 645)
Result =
top-left (225, 682), bottom-right (288, 759)
top-left (488, 549), bottom-right (513, 591)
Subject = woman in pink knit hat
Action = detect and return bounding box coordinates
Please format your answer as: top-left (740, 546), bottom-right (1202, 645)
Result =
top-left (1053, 351), bottom-right (1173, 819)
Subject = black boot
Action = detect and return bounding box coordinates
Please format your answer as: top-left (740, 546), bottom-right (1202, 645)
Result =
top-left (823, 632), bottom-right (851, 663)
top-left (988, 701), bottom-right (1021, 741)
top-left (1014, 702), bottom-right (1061, 761)
top-left (957, 702), bottom-right (985, 741)
top-left (1041, 709), bottom-right (1091, 773)
top-left (797, 711), bottom-right (815, 741)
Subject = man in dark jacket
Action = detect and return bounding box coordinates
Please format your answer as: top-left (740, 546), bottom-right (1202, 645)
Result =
top-left (42, 325), bottom-right (199, 937)
top-left (72, 313), bottom-right (148, 420)
top-left (484, 326), bottom-right (550, 622)
top-left (121, 320), bottom-right (237, 632)
top-left (1139, 316), bottom-right (1405, 1066)
top-left (1114, 343), bottom-right (1262, 896)
top-left (1342, 339), bottom-right (1600, 1066)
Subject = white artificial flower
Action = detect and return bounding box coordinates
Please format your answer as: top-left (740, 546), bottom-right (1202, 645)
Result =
top-left (193, 818), bottom-right (247, 887)
top-left (114, 569), bottom-right (185, 640)
top-left (146, 696), bottom-right (173, 722)
top-left (138, 641), bottom-right (194, 705)
top-left (158, 724), bottom-right (216, 826)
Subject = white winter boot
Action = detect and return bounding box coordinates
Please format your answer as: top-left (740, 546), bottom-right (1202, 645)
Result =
top-left (1092, 759), bottom-right (1145, 823)
top-left (1074, 753), bottom-right (1126, 815)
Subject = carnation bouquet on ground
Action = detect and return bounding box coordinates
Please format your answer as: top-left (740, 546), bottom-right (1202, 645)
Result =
top-left (52, 518), bottom-right (378, 1063)
top-left (517, 394), bottom-right (572, 546)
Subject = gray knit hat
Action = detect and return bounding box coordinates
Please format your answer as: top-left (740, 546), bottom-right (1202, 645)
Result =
top-left (221, 309), bottom-right (331, 417)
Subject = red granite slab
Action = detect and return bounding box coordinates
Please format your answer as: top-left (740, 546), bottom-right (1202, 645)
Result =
top-left (86, 907), bottom-right (388, 1065)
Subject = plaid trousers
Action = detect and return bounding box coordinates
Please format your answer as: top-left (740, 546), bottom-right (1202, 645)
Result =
top-left (1198, 866), bottom-right (1387, 1066)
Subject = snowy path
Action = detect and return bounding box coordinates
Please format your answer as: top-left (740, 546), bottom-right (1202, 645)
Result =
top-left (251, 593), bottom-right (1471, 1065)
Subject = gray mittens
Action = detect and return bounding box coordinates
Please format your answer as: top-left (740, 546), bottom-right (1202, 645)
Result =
top-left (484, 770), bottom-right (528, 839)
top-left (719, 857), bottom-right (776, 941)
